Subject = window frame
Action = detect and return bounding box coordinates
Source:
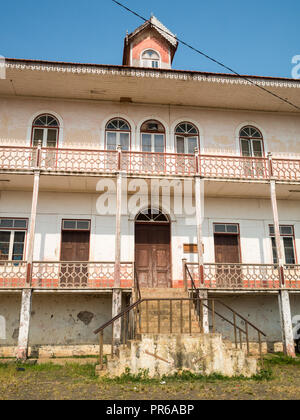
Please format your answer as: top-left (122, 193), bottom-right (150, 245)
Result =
top-left (269, 224), bottom-right (297, 265)
top-left (239, 126), bottom-right (265, 158)
top-left (105, 118), bottom-right (131, 151)
top-left (175, 122), bottom-right (200, 155)
top-left (0, 218), bottom-right (28, 261)
top-left (140, 120), bottom-right (166, 153)
top-left (31, 114), bottom-right (60, 149)
top-left (141, 49), bottom-right (161, 69)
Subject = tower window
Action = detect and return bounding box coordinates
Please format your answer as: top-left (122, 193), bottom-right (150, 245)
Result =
top-left (141, 50), bottom-right (160, 68)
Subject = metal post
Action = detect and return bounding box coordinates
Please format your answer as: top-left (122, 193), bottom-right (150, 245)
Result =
top-left (182, 258), bottom-right (188, 292)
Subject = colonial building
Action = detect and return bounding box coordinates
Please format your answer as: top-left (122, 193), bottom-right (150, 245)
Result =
top-left (0, 16), bottom-right (300, 363)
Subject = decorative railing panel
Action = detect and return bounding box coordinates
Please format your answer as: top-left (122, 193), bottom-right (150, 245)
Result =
top-left (0, 261), bottom-right (27, 288)
top-left (186, 263), bottom-right (280, 289)
top-left (272, 159), bottom-right (300, 181)
top-left (0, 146), bottom-right (36, 171)
top-left (199, 155), bottom-right (269, 180)
top-left (121, 152), bottom-right (196, 176)
top-left (1, 146), bottom-right (300, 182)
top-left (284, 265), bottom-right (300, 289)
top-left (40, 148), bottom-right (118, 174)
top-left (31, 262), bottom-right (134, 289)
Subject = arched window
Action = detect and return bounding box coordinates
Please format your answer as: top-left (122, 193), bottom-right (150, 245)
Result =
top-left (105, 119), bottom-right (131, 151)
top-left (175, 122), bottom-right (199, 154)
top-left (141, 120), bottom-right (165, 153)
top-left (31, 114), bottom-right (59, 148)
top-left (141, 50), bottom-right (160, 68)
top-left (136, 208), bottom-right (169, 223)
top-left (240, 126), bottom-right (264, 157)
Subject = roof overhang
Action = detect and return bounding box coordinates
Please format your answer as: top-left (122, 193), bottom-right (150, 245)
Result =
top-left (1, 58), bottom-right (300, 113)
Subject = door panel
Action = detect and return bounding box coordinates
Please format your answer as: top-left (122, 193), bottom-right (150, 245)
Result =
top-left (214, 234), bottom-right (241, 287)
top-left (135, 224), bottom-right (171, 288)
top-left (60, 231), bottom-right (90, 287)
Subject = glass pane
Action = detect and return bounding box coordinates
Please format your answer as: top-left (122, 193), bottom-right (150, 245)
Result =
top-left (34, 116), bottom-right (47, 126)
top-left (241, 139), bottom-right (251, 157)
top-left (0, 219), bottom-right (14, 228)
top-left (142, 134), bottom-right (152, 152)
top-left (187, 138), bottom-right (197, 155)
top-left (47, 129), bottom-right (58, 148)
top-left (33, 128), bottom-right (44, 146)
top-left (63, 221), bottom-right (76, 230)
top-left (269, 225), bottom-right (275, 236)
top-left (0, 231), bottom-right (10, 260)
top-left (176, 137), bottom-right (185, 154)
top-left (77, 221), bottom-right (90, 230)
top-left (226, 225), bottom-right (238, 233)
top-left (14, 219), bottom-right (27, 229)
top-left (106, 132), bottom-right (117, 150)
top-left (280, 226), bottom-right (293, 236)
top-left (120, 133), bottom-right (129, 151)
top-left (271, 238), bottom-right (278, 264)
top-left (154, 135), bottom-right (164, 153)
top-left (214, 225), bottom-right (226, 233)
top-left (252, 140), bottom-right (263, 157)
top-left (283, 237), bottom-right (295, 264)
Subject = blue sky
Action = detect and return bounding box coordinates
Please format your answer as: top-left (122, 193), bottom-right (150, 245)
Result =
top-left (1, 0), bottom-right (299, 78)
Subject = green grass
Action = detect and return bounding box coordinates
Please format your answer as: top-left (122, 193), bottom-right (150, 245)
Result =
top-left (264, 353), bottom-right (300, 366)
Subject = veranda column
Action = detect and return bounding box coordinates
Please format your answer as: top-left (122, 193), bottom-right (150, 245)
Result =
top-left (112, 148), bottom-right (124, 347)
top-left (17, 144), bottom-right (41, 360)
top-left (195, 173), bottom-right (209, 333)
top-left (269, 165), bottom-right (295, 357)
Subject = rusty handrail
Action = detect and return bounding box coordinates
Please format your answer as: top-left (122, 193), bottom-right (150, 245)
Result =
top-left (185, 263), bottom-right (266, 360)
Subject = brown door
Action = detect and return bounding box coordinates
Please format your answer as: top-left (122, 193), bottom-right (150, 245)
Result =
top-left (135, 224), bottom-right (171, 288)
top-left (60, 231), bottom-right (90, 287)
top-left (214, 234), bottom-right (241, 287)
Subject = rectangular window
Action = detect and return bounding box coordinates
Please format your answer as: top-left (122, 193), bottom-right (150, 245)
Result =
top-left (214, 224), bottom-right (239, 234)
top-left (269, 225), bottom-right (296, 265)
top-left (0, 219), bottom-right (27, 261)
top-left (62, 220), bottom-right (91, 231)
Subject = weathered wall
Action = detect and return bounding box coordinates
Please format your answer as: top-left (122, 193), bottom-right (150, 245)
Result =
top-left (0, 293), bottom-right (127, 355)
top-left (1, 96), bottom-right (300, 156)
top-left (209, 293), bottom-right (300, 346)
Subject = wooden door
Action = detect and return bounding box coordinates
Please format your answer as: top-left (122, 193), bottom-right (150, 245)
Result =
top-left (60, 231), bottom-right (90, 287)
top-left (135, 224), bottom-right (171, 288)
top-left (214, 234), bottom-right (241, 287)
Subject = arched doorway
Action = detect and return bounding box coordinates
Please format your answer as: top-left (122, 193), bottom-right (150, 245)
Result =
top-left (135, 209), bottom-right (171, 288)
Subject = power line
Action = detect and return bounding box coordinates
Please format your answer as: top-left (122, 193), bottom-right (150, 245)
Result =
top-left (111, 0), bottom-right (300, 112)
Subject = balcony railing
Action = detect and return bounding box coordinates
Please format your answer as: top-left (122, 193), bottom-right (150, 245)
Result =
top-left (0, 261), bottom-right (134, 289)
top-left (186, 263), bottom-right (300, 290)
top-left (1, 145), bottom-right (300, 181)
top-left (0, 261), bottom-right (27, 288)
top-left (0, 261), bottom-right (299, 290)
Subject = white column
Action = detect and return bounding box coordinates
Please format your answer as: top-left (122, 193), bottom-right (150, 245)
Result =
top-left (195, 175), bottom-right (209, 333)
top-left (17, 145), bottom-right (41, 360)
top-left (269, 178), bottom-right (295, 357)
top-left (16, 289), bottom-right (33, 360)
top-left (112, 166), bottom-right (123, 346)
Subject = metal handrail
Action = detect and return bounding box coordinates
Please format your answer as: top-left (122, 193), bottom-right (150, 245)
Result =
top-left (94, 295), bottom-right (267, 369)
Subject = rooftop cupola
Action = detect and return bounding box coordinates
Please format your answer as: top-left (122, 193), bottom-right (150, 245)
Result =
top-left (123, 16), bottom-right (178, 69)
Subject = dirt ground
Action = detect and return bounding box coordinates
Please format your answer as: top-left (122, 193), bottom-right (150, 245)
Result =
top-left (0, 355), bottom-right (299, 400)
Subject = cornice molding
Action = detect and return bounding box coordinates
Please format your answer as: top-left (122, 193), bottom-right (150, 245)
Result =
top-left (3, 62), bottom-right (300, 89)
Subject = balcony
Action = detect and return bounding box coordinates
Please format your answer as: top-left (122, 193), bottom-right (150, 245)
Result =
top-left (0, 261), bottom-right (134, 290)
top-left (1, 145), bottom-right (300, 181)
top-left (186, 263), bottom-right (300, 290)
top-left (0, 261), bottom-right (299, 290)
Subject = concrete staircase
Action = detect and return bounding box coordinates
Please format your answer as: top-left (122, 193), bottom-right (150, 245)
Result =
top-left (95, 287), bottom-right (261, 378)
top-left (138, 288), bottom-right (201, 334)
